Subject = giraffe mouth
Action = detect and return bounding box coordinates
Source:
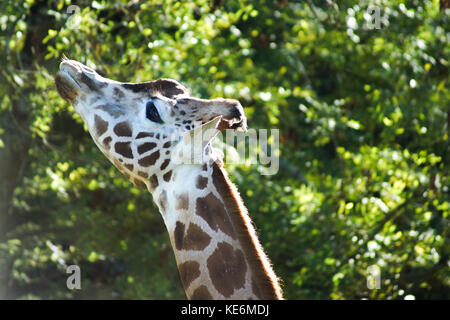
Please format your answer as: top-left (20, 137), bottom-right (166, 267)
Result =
top-left (217, 118), bottom-right (247, 132)
top-left (55, 59), bottom-right (105, 101)
top-left (55, 63), bottom-right (82, 101)
top-left (217, 103), bottom-right (247, 132)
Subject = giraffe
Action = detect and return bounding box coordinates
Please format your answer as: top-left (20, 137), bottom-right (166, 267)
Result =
top-left (54, 58), bottom-right (283, 300)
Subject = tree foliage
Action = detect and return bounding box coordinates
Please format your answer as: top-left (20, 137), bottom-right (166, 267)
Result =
top-left (0, 0), bottom-right (448, 299)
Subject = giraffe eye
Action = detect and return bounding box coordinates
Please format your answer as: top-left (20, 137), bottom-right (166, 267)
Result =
top-left (146, 101), bottom-right (163, 124)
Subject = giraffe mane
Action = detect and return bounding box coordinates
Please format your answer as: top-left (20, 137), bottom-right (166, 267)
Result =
top-left (211, 162), bottom-right (283, 300)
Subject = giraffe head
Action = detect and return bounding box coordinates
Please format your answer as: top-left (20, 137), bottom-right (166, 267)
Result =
top-left (55, 59), bottom-right (246, 189)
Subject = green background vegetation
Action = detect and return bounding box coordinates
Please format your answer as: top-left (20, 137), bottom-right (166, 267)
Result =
top-left (0, 0), bottom-right (448, 299)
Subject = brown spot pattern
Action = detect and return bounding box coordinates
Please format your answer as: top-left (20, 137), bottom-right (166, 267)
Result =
top-left (133, 179), bottom-right (147, 190)
top-left (113, 87), bottom-right (125, 99)
top-left (113, 158), bottom-right (123, 169)
top-left (196, 193), bottom-right (236, 239)
top-left (149, 174), bottom-right (158, 190)
top-left (94, 115), bottom-right (108, 136)
top-left (95, 105), bottom-right (124, 118)
top-left (138, 171), bottom-right (148, 179)
top-left (174, 221), bottom-right (211, 251)
top-left (137, 142), bottom-right (157, 154)
top-left (136, 132), bottom-right (154, 139)
top-left (176, 192), bottom-right (189, 210)
top-left (163, 170), bottom-right (172, 182)
top-left (178, 261), bottom-right (201, 291)
top-left (252, 278), bottom-right (263, 299)
top-left (114, 142), bottom-right (133, 158)
top-left (158, 190), bottom-right (167, 212)
top-left (160, 159), bottom-right (170, 171)
top-left (114, 121), bottom-right (132, 137)
top-left (138, 151), bottom-right (160, 167)
top-left (206, 242), bottom-right (247, 298)
top-left (102, 136), bottom-right (112, 149)
top-left (191, 285), bottom-right (213, 300)
top-left (196, 176), bottom-right (208, 189)
top-left (174, 221), bottom-right (186, 250)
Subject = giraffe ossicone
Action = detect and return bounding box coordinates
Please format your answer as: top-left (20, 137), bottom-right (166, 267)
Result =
top-left (54, 58), bottom-right (283, 300)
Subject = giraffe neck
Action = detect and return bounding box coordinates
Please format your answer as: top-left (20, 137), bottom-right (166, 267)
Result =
top-left (149, 161), bottom-right (282, 300)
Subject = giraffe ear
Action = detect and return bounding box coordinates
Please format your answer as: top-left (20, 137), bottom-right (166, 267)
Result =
top-left (173, 116), bottom-right (222, 164)
top-left (152, 79), bottom-right (190, 98)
